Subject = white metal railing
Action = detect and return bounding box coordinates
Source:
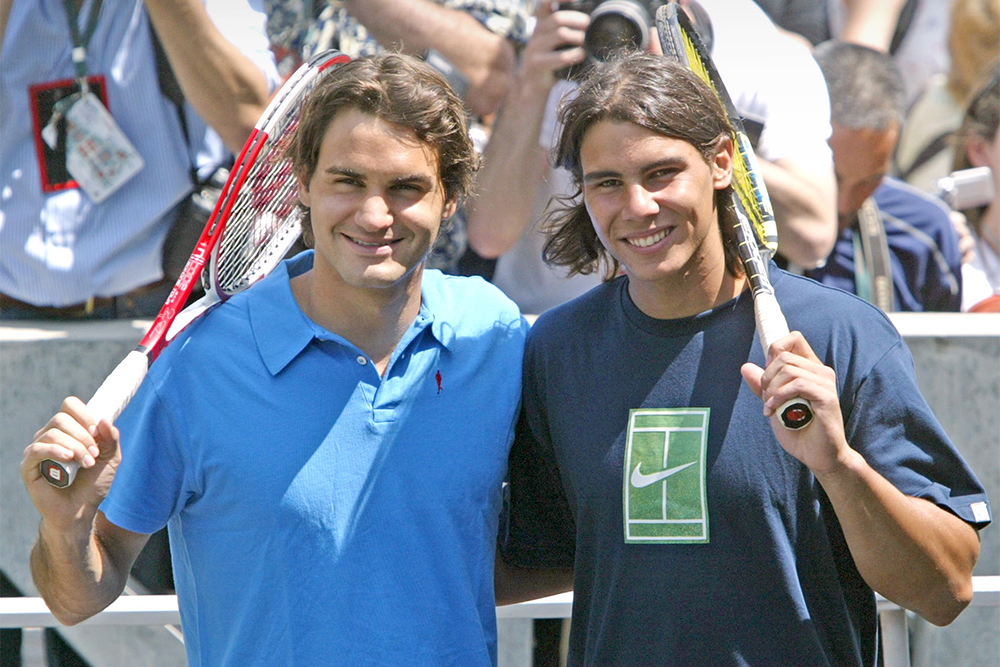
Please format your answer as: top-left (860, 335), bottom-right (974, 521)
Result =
top-left (2, 576), bottom-right (997, 667)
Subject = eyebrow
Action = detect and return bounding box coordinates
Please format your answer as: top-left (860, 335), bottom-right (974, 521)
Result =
top-left (323, 166), bottom-right (435, 188)
top-left (583, 157), bottom-right (687, 185)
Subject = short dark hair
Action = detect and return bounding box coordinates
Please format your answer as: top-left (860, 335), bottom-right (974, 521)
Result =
top-left (289, 53), bottom-right (479, 246)
top-left (542, 52), bottom-right (742, 280)
top-left (813, 40), bottom-right (906, 131)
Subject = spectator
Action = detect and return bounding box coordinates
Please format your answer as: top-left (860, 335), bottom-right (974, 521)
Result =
top-left (807, 41), bottom-right (964, 312)
top-left (894, 0), bottom-right (1000, 195)
top-left (467, 0), bottom-right (836, 315)
top-left (497, 51), bottom-right (989, 667)
top-left (0, 0), bottom-right (279, 321)
top-left (0, 2), bottom-right (277, 663)
top-left (21, 54), bottom-right (528, 667)
top-left (951, 66), bottom-right (1000, 312)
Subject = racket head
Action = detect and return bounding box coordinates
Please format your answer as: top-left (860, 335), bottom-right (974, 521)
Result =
top-left (655, 4), bottom-right (779, 257)
top-left (206, 51), bottom-right (352, 299)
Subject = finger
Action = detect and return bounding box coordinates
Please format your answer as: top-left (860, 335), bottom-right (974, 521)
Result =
top-left (23, 433), bottom-right (94, 476)
top-left (92, 419), bottom-right (121, 461)
top-left (34, 410), bottom-right (101, 461)
top-left (649, 26), bottom-right (663, 55)
top-left (766, 330), bottom-right (820, 365)
top-left (740, 362), bottom-right (765, 399)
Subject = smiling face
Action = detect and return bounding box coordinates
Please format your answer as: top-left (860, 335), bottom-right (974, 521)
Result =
top-left (580, 119), bottom-right (734, 310)
top-left (297, 108), bottom-right (456, 296)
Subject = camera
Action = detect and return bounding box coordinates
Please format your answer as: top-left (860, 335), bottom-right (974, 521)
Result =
top-left (937, 166), bottom-right (996, 210)
top-left (557, 1), bottom-right (668, 79)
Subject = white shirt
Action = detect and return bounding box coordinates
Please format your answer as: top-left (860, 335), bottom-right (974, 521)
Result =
top-left (0, 0), bottom-right (278, 306)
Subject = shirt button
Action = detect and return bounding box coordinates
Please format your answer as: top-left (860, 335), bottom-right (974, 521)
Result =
top-left (356, 355), bottom-right (367, 366)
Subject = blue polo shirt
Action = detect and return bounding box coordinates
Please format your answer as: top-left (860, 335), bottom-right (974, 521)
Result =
top-left (101, 251), bottom-right (528, 667)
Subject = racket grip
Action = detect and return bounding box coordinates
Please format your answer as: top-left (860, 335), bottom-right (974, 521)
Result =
top-left (753, 292), bottom-right (814, 430)
top-left (40, 350), bottom-right (149, 488)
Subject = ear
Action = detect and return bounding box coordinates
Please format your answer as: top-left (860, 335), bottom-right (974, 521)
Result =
top-left (711, 135), bottom-right (734, 190)
top-left (296, 176), bottom-right (311, 208)
top-left (966, 132), bottom-right (993, 169)
top-left (442, 196), bottom-right (458, 221)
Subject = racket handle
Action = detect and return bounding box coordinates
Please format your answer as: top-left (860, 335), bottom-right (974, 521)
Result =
top-left (753, 291), bottom-right (814, 431)
top-left (776, 398), bottom-right (814, 430)
top-left (40, 350), bottom-right (150, 488)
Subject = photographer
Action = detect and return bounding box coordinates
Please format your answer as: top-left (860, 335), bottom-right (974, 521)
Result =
top-left (950, 66), bottom-right (1000, 312)
top-left (466, 0), bottom-right (837, 315)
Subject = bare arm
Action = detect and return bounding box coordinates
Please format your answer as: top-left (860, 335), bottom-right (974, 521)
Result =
top-left (840, 0), bottom-right (909, 52)
top-left (758, 156), bottom-right (838, 268)
top-left (343, 0), bottom-right (518, 117)
top-left (144, 0), bottom-right (271, 153)
top-left (21, 398), bottom-right (150, 625)
top-left (465, 4), bottom-right (589, 258)
top-left (495, 551), bottom-right (573, 607)
top-left (742, 333), bottom-right (980, 626)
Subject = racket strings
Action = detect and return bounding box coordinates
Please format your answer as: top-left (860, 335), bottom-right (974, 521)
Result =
top-left (214, 104), bottom-right (309, 295)
top-left (680, 30), bottom-right (778, 255)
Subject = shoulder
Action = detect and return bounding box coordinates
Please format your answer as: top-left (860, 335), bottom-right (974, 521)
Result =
top-left (772, 269), bottom-right (902, 352)
top-left (875, 178), bottom-right (953, 230)
top-left (422, 269), bottom-right (527, 337)
top-left (528, 280), bottom-right (621, 347)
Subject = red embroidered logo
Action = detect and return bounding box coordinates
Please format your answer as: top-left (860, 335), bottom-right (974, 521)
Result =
top-left (435, 370), bottom-right (443, 394)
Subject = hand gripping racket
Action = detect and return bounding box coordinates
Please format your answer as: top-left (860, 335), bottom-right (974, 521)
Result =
top-left (40, 50), bottom-right (353, 488)
top-left (655, 5), bottom-right (813, 430)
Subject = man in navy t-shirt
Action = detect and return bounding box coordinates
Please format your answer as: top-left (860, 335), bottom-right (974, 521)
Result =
top-left (497, 53), bottom-right (990, 667)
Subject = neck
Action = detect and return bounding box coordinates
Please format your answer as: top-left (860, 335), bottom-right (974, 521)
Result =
top-left (291, 264), bottom-right (424, 376)
top-left (627, 260), bottom-right (748, 320)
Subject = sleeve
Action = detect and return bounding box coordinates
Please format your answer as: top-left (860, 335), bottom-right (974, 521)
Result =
top-left (205, 0), bottom-right (281, 93)
top-left (844, 338), bottom-right (992, 529)
top-left (99, 369), bottom-right (191, 534)
top-left (499, 334), bottom-right (577, 569)
top-left (440, 0), bottom-right (532, 43)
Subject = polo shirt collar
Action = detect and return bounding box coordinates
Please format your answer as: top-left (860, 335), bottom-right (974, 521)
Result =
top-left (250, 252), bottom-right (455, 376)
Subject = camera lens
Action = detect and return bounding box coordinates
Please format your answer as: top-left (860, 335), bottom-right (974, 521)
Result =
top-left (584, 0), bottom-right (651, 60)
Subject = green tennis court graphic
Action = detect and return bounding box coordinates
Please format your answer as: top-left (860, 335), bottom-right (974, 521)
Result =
top-left (623, 408), bottom-right (709, 543)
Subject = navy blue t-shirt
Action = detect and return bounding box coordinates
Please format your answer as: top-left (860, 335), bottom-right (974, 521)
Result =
top-left (501, 267), bottom-right (990, 667)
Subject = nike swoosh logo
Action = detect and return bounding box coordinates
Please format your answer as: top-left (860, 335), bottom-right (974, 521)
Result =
top-left (630, 461), bottom-right (696, 488)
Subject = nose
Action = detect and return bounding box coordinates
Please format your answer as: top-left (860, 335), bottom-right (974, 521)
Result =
top-left (623, 183), bottom-right (658, 221)
top-left (355, 193), bottom-right (393, 231)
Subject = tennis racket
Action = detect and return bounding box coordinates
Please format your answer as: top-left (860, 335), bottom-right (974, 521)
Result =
top-left (40, 50), bottom-right (353, 488)
top-left (655, 4), bottom-right (812, 430)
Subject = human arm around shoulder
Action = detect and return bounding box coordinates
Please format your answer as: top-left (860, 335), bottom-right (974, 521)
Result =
top-left (21, 398), bottom-right (150, 625)
top-left (144, 0), bottom-right (273, 153)
top-left (495, 550), bottom-right (573, 606)
top-left (741, 332), bottom-right (981, 626)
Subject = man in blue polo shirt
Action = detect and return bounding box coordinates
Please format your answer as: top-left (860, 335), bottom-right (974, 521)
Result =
top-left (21, 54), bottom-right (527, 667)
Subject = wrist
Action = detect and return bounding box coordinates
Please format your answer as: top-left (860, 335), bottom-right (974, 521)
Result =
top-left (38, 511), bottom-right (98, 548)
top-left (810, 444), bottom-right (866, 487)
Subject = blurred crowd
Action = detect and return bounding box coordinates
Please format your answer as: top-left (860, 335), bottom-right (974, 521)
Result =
top-left (1, 0), bottom-right (998, 665)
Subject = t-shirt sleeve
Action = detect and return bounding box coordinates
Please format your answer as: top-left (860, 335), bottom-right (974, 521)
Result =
top-left (845, 338), bottom-right (992, 529)
top-left (99, 372), bottom-right (190, 535)
top-left (499, 336), bottom-right (577, 569)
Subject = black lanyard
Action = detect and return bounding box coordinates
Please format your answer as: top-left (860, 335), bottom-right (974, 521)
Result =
top-left (63, 0), bottom-right (105, 83)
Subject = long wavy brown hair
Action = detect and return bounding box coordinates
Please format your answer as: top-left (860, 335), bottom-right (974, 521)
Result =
top-left (542, 52), bottom-right (743, 281)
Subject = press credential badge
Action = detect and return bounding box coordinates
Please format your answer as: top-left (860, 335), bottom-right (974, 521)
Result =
top-left (53, 92), bottom-right (144, 203)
